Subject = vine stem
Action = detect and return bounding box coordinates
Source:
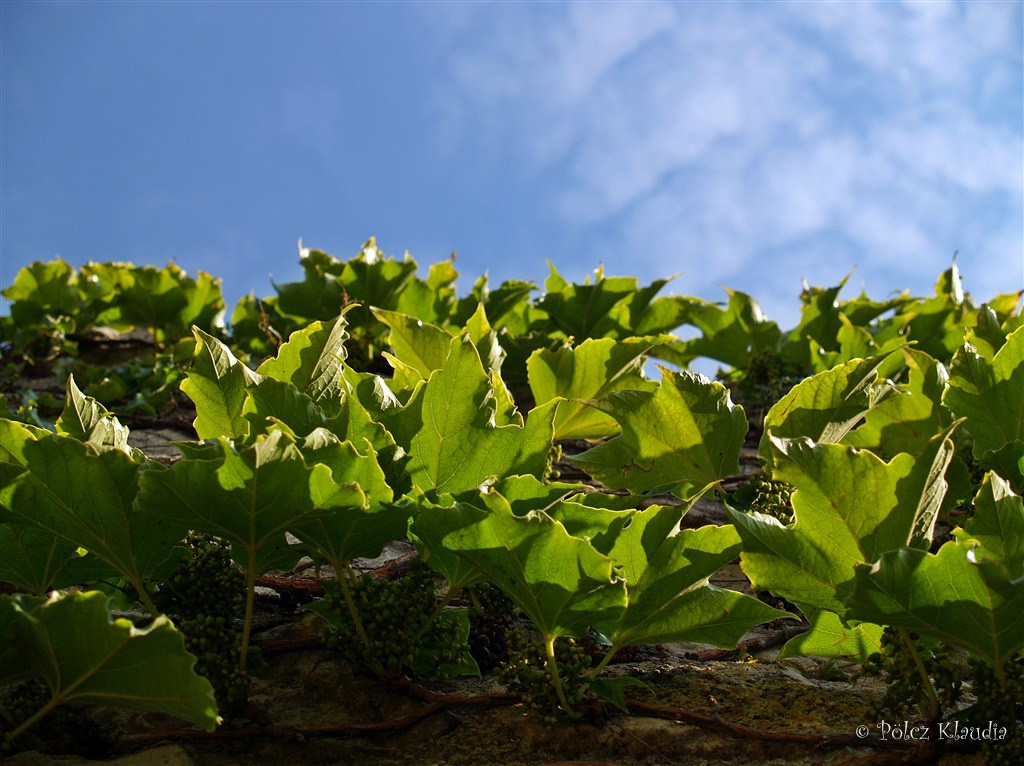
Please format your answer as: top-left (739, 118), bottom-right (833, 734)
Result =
top-left (130, 576), bottom-right (160, 617)
top-left (544, 635), bottom-right (582, 719)
top-left (238, 562), bottom-right (257, 673)
top-left (588, 644), bottom-right (621, 679)
top-left (896, 627), bottom-right (939, 722)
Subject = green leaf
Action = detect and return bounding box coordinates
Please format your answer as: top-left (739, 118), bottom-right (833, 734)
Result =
top-left (807, 314), bottom-right (907, 375)
top-left (374, 308), bottom-right (454, 380)
top-left (478, 279), bottom-right (536, 333)
top-left (978, 441), bottom-right (1024, 496)
top-left (2, 260), bottom-right (82, 325)
top-left (900, 264), bottom-right (975, 361)
top-left (844, 348), bottom-right (953, 458)
top-left (569, 369), bottom-right (746, 498)
top-left (397, 337), bottom-right (557, 495)
top-left (0, 524), bottom-right (78, 596)
top-left (527, 336), bottom-right (665, 440)
top-left (847, 543), bottom-right (1024, 668)
top-left (777, 606), bottom-right (882, 662)
top-left (535, 263), bottom-right (638, 339)
top-left (944, 325), bottom-right (1024, 458)
top-left (760, 353), bottom-right (895, 464)
top-left (600, 504), bottom-right (791, 648)
top-left (256, 312), bottom-right (351, 413)
top-left (273, 274), bottom-right (345, 324)
top-left (180, 327), bottom-right (255, 440)
top-left (727, 426), bottom-right (957, 614)
top-left (663, 290), bottom-right (781, 369)
top-left (409, 501), bottom-right (486, 593)
top-left (438, 493), bottom-right (627, 639)
top-left (965, 304), bottom-right (1010, 360)
top-left (242, 376), bottom-right (330, 438)
top-left (464, 302), bottom-right (505, 374)
top-left (591, 676), bottom-right (652, 712)
top-left (290, 436), bottom-right (409, 568)
top-left (0, 421), bottom-right (186, 610)
top-left (138, 430), bottom-right (347, 575)
top-left (783, 276), bottom-right (849, 366)
top-left (953, 473), bottom-right (1024, 579)
top-left (1, 591), bottom-right (218, 730)
top-left (55, 375), bottom-right (133, 454)
top-left (475, 474), bottom-right (589, 515)
top-left (395, 258), bottom-right (459, 323)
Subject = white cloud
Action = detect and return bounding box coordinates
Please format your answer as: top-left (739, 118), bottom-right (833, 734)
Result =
top-left (437, 0), bottom-right (1022, 314)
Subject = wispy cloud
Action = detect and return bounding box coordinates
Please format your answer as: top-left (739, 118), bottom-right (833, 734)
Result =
top-left (438, 0), bottom-right (1022, 325)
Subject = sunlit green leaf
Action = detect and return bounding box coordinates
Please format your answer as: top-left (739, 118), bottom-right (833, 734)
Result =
top-left (438, 493), bottom-right (627, 639)
top-left (394, 337), bottom-right (556, 495)
top-left (944, 325), bottom-right (1024, 458)
top-left (777, 606), bottom-right (882, 662)
top-left (181, 327), bottom-right (256, 440)
top-left (55, 375), bottom-right (133, 454)
top-left (570, 369), bottom-right (746, 498)
top-left (527, 336), bottom-right (666, 440)
top-left (760, 353), bottom-right (895, 464)
top-left (728, 426), bottom-right (957, 614)
top-left (600, 503), bottom-right (792, 648)
top-left (256, 312), bottom-right (351, 413)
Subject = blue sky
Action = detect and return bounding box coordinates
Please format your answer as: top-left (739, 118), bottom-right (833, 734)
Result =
top-left (2, 1), bottom-right (1022, 329)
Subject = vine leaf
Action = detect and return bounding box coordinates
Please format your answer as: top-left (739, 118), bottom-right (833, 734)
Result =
top-left (953, 473), bottom-right (1024, 580)
top-left (1, 591), bottom-right (219, 730)
top-left (599, 502), bottom-right (793, 648)
top-left (393, 336), bottom-right (557, 495)
top-left (777, 606), bottom-right (882, 662)
top-left (727, 425), bottom-right (957, 616)
top-left (0, 524), bottom-right (79, 596)
top-left (844, 348), bottom-right (953, 458)
top-left (760, 353), bottom-right (895, 465)
top-left (138, 429), bottom-right (359, 575)
top-left (409, 500), bottom-right (485, 593)
top-left (180, 327), bottom-right (255, 440)
top-left (847, 537), bottom-right (1024, 669)
top-left (569, 369), bottom-right (746, 499)
top-left (944, 325), bottom-right (1024, 488)
top-left (661, 290), bottom-right (781, 369)
top-left (255, 311), bottom-right (351, 413)
top-left (437, 492), bottom-right (627, 639)
top-left (55, 375), bottom-right (133, 453)
top-left (290, 435), bottom-right (410, 568)
top-left (0, 420), bottom-right (186, 611)
top-left (374, 308), bottom-right (454, 380)
top-left (138, 429), bottom-right (366, 668)
top-left (527, 336), bottom-right (667, 440)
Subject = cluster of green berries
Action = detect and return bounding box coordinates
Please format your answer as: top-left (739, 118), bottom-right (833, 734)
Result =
top-left (859, 627), bottom-right (961, 722)
top-left (1, 678), bottom-right (52, 750)
top-left (155, 532), bottom-right (254, 711)
top-left (966, 655), bottom-right (1022, 766)
top-left (747, 469), bottom-right (795, 524)
top-left (466, 582), bottom-right (518, 672)
top-left (741, 349), bottom-right (805, 409)
top-left (496, 629), bottom-right (592, 725)
top-left (159, 532), bottom-right (244, 615)
top-left (321, 561), bottom-right (465, 679)
top-left (179, 615), bottom-right (252, 708)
